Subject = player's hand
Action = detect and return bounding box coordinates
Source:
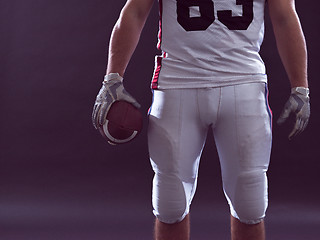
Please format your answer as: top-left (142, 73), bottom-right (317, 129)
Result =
top-left (277, 87), bottom-right (310, 139)
top-left (92, 73), bottom-right (141, 129)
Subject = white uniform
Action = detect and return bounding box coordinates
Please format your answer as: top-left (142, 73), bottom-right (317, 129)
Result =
top-left (152, 0), bottom-right (266, 89)
top-left (148, 0), bottom-right (272, 225)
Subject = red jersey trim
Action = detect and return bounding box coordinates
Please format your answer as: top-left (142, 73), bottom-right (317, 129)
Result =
top-left (151, 52), bottom-right (167, 89)
top-left (157, 0), bottom-right (163, 50)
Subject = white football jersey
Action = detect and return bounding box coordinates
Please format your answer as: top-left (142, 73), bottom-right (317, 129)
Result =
top-left (151, 0), bottom-right (267, 89)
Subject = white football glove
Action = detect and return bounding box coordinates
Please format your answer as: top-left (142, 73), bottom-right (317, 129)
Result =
top-left (277, 87), bottom-right (310, 139)
top-left (92, 73), bottom-right (141, 129)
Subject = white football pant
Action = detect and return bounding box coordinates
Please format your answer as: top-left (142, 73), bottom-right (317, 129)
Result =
top-left (148, 82), bottom-right (272, 224)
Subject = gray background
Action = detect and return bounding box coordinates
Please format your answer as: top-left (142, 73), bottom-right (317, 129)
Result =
top-left (1, 0), bottom-right (319, 239)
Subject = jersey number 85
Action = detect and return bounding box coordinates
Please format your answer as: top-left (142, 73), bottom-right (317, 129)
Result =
top-left (176, 0), bottom-right (254, 31)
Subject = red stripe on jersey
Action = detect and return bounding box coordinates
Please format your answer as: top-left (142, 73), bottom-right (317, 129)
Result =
top-left (151, 52), bottom-right (167, 89)
top-left (157, 0), bottom-right (163, 50)
top-left (151, 55), bottom-right (163, 89)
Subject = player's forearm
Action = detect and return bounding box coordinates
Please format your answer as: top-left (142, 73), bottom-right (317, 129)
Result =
top-left (106, 4), bottom-right (151, 76)
top-left (270, 9), bottom-right (308, 88)
top-left (106, 19), bottom-right (141, 76)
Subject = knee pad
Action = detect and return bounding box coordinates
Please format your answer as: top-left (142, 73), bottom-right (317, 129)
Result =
top-left (226, 170), bottom-right (268, 224)
top-left (152, 173), bottom-right (195, 224)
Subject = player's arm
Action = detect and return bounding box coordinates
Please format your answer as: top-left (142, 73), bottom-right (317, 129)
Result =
top-left (268, 0), bottom-right (310, 139)
top-left (268, 0), bottom-right (308, 88)
top-left (92, 0), bottom-right (153, 129)
top-left (107, 0), bottom-right (154, 76)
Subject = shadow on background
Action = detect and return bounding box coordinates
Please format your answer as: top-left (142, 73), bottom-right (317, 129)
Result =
top-left (0, 0), bottom-right (319, 239)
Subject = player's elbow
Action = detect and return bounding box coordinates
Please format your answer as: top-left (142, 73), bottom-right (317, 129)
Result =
top-left (269, 3), bottom-right (301, 30)
top-left (118, 1), bottom-right (152, 28)
top-left (113, 9), bottom-right (145, 36)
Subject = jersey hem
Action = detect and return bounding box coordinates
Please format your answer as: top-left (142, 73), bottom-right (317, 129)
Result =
top-left (152, 75), bottom-right (267, 90)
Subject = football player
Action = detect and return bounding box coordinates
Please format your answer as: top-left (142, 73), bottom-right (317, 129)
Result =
top-left (92, 0), bottom-right (310, 239)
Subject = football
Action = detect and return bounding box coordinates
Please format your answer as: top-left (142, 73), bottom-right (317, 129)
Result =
top-left (98, 100), bottom-right (143, 145)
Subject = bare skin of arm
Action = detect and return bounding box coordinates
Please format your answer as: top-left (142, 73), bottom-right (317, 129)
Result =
top-left (106, 0), bottom-right (154, 77)
top-left (268, 0), bottom-right (308, 88)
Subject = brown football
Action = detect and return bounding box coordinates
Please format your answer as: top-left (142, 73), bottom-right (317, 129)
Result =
top-left (98, 101), bottom-right (143, 145)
